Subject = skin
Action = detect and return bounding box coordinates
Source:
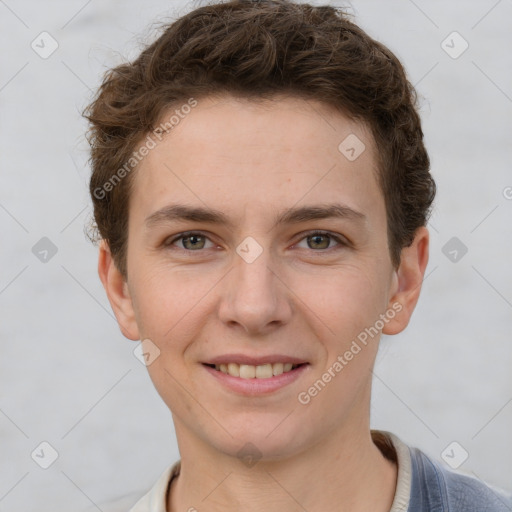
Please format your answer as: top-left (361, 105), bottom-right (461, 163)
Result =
top-left (99, 94), bottom-right (429, 512)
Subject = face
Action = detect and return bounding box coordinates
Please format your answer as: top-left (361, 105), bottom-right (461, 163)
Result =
top-left (100, 94), bottom-right (428, 461)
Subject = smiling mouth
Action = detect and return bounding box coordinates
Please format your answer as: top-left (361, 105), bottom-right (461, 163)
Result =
top-left (204, 362), bottom-right (306, 379)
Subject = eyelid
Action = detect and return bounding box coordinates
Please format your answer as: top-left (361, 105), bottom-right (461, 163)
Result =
top-left (164, 229), bottom-right (348, 252)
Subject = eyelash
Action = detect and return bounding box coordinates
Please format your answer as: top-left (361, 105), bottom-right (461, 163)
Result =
top-left (164, 230), bottom-right (348, 254)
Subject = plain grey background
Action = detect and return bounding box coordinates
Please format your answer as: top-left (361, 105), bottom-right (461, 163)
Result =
top-left (1, 0), bottom-right (511, 510)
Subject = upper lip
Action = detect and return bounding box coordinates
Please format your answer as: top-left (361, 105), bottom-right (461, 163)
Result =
top-left (204, 354), bottom-right (309, 365)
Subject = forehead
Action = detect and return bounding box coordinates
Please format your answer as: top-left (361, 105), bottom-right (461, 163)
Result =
top-left (131, 95), bottom-right (384, 229)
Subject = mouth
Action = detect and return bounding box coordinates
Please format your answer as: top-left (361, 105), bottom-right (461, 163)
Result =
top-left (203, 362), bottom-right (306, 379)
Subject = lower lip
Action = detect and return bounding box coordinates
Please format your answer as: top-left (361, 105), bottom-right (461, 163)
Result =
top-left (202, 364), bottom-right (309, 395)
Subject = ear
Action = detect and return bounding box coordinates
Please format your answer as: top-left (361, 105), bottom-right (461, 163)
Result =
top-left (382, 226), bottom-right (429, 335)
top-left (98, 240), bottom-right (140, 341)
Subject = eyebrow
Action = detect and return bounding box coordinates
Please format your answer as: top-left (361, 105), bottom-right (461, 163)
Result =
top-left (145, 203), bottom-right (366, 230)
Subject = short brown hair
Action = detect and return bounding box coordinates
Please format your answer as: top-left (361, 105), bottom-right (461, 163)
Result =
top-left (84, 0), bottom-right (436, 277)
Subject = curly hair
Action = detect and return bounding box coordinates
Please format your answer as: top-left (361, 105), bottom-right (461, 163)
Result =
top-left (84, 0), bottom-right (436, 277)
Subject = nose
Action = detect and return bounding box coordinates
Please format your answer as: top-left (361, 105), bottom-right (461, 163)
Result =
top-left (217, 245), bottom-right (293, 336)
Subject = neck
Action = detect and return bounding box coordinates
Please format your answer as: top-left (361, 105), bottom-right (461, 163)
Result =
top-left (168, 422), bottom-right (397, 512)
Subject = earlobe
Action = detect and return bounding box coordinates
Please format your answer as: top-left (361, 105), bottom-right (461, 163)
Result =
top-left (382, 227), bottom-right (430, 336)
top-left (98, 241), bottom-right (140, 341)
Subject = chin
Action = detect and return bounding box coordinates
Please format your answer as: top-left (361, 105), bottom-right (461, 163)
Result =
top-left (205, 419), bottom-right (313, 463)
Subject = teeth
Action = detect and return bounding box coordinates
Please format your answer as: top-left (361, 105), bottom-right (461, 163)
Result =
top-left (255, 364), bottom-right (273, 379)
top-left (272, 363), bottom-right (284, 376)
top-left (240, 364), bottom-right (256, 379)
top-left (213, 362), bottom-right (300, 379)
top-left (227, 363), bottom-right (239, 377)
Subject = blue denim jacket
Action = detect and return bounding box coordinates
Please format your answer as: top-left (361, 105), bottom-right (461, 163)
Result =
top-left (408, 445), bottom-right (512, 511)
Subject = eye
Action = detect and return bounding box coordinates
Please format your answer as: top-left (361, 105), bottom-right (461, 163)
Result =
top-left (164, 230), bottom-right (348, 254)
top-left (294, 230), bottom-right (346, 251)
top-left (165, 231), bottom-right (216, 251)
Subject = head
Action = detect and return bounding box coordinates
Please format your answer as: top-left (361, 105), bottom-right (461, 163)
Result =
top-left (85, 0), bottom-right (435, 460)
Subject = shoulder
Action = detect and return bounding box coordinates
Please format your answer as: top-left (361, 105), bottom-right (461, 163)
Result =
top-left (409, 445), bottom-right (512, 512)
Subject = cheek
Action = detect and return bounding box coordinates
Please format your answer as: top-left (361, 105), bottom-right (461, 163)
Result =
top-left (128, 262), bottom-right (219, 347)
top-left (297, 264), bottom-right (389, 342)
top-left (293, 269), bottom-right (386, 418)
